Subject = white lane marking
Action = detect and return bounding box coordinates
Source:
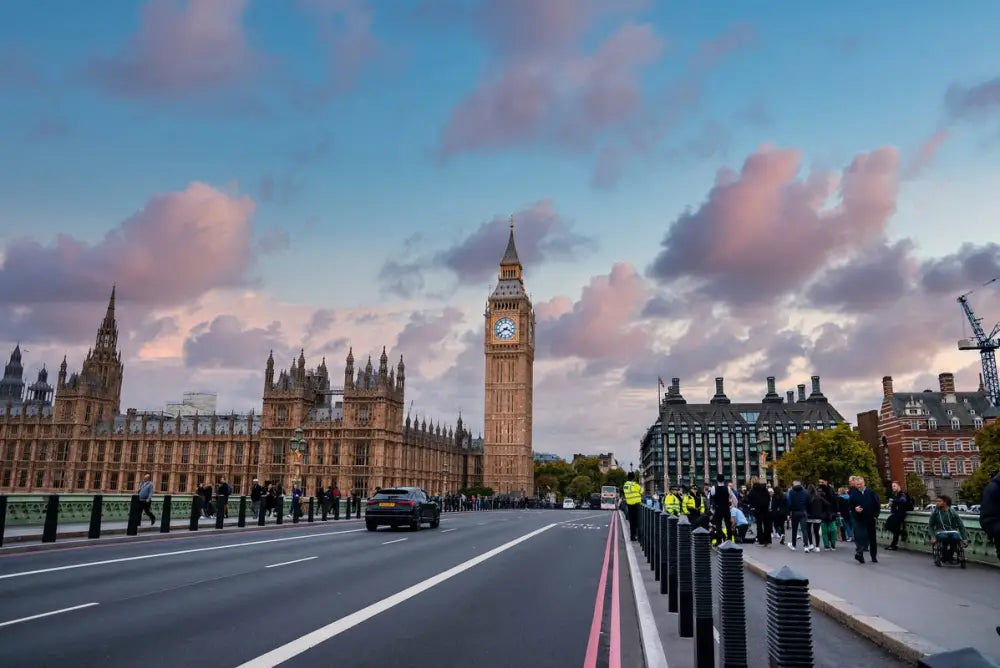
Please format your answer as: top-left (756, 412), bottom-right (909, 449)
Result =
top-left (0, 529), bottom-right (365, 581)
top-left (266, 556), bottom-right (317, 569)
top-left (440, 528), bottom-right (457, 533)
top-left (381, 538), bottom-right (407, 545)
top-left (618, 512), bottom-right (669, 668)
top-left (0, 602), bottom-right (99, 629)
top-left (236, 523), bottom-right (556, 668)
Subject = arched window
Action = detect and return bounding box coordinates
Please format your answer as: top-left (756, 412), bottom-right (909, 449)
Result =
top-left (956, 458), bottom-right (966, 474)
top-left (940, 457), bottom-right (950, 475)
top-left (914, 457), bottom-right (924, 475)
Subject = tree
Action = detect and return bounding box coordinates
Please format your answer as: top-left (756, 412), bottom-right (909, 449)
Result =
top-left (772, 424), bottom-right (880, 488)
top-left (905, 472), bottom-right (928, 506)
top-left (573, 457), bottom-right (602, 482)
top-left (602, 468), bottom-right (626, 490)
top-left (567, 474), bottom-right (596, 501)
top-left (959, 421), bottom-right (1000, 504)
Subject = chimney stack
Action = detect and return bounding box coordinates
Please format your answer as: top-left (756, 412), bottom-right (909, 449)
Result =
top-left (711, 377), bottom-right (731, 405)
top-left (716, 377), bottom-right (724, 395)
top-left (797, 384), bottom-right (806, 402)
top-left (882, 375), bottom-right (894, 398)
top-left (763, 375), bottom-right (782, 402)
top-left (767, 376), bottom-right (777, 395)
top-left (671, 378), bottom-right (680, 395)
top-left (938, 372), bottom-right (955, 395)
top-left (811, 376), bottom-right (821, 395)
top-left (786, 390), bottom-right (795, 403)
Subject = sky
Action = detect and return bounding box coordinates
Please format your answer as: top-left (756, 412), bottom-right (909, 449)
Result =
top-left (2, 0), bottom-right (1000, 465)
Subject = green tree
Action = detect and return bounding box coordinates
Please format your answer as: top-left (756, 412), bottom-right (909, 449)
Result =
top-left (905, 472), bottom-right (928, 505)
top-left (773, 424), bottom-right (880, 488)
top-left (602, 468), bottom-right (626, 490)
top-left (566, 474), bottom-right (596, 501)
top-left (959, 421), bottom-right (1000, 503)
top-left (573, 457), bottom-right (602, 481)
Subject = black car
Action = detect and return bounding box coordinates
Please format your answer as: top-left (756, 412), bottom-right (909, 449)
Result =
top-left (589, 493), bottom-right (601, 510)
top-left (365, 487), bottom-right (440, 531)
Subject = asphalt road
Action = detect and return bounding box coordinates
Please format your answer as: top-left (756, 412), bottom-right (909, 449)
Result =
top-left (0, 509), bottom-right (639, 668)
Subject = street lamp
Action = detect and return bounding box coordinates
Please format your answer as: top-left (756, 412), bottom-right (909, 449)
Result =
top-left (289, 427), bottom-right (307, 492)
top-left (441, 463), bottom-right (450, 495)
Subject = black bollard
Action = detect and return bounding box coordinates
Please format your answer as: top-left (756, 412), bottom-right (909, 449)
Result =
top-left (161, 495), bottom-right (172, 533)
top-left (667, 514), bottom-right (679, 612)
top-left (321, 497), bottom-right (328, 521)
top-left (258, 497), bottom-right (267, 526)
top-left (765, 566), bottom-right (813, 667)
top-left (919, 647), bottom-right (1000, 668)
top-left (0, 495), bottom-right (7, 547)
top-left (646, 507), bottom-right (652, 561)
top-left (88, 494), bottom-right (103, 539)
top-left (652, 509), bottom-right (660, 574)
top-left (659, 511), bottom-right (669, 595)
top-left (189, 495), bottom-right (200, 531)
top-left (334, 497), bottom-right (341, 520)
top-left (356, 498), bottom-right (362, 519)
top-left (238, 496), bottom-right (247, 528)
top-left (717, 542), bottom-right (748, 668)
top-left (677, 515), bottom-right (694, 638)
top-left (308, 497), bottom-right (315, 523)
top-left (215, 496), bottom-right (226, 529)
top-left (277, 497), bottom-right (284, 524)
top-left (42, 493), bottom-right (59, 543)
top-left (692, 527), bottom-right (714, 668)
top-left (126, 494), bottom-right (141, 536)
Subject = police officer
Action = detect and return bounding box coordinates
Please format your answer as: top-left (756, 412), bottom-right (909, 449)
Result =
top-left (664, 486), bottom-right (682, 516)
top-left (623, 471), bottom-right (643, 541)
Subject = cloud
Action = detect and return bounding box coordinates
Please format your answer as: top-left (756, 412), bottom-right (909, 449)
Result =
top-left (394, 307), bottom-right (464, 371)
top-left (0, 181), bottom-right (256, 307)
top-left (86, 0), bottom-right (260, 100)
top-left (640, 294), bottom-right (675, 318)
top-left (805, 239), bottom-right (917, 312)
top-left (305, 309), bottom-right (337, 340)
top-left (439, 2), bottom-right (663, 156)
top-left (536, 262), bottom-right (650, 364)
top-left (300, 0), bottom-right (388, 103)
top-left (648, 145), bottom-right (900, 305)
top-left (919, 243), bottom-right (1000, 295)
top-left (691, 21), bottom-right (757, 71)
top-left (183, 315), bottom-right (289, 369)
top-left (257, 175), bottom-right (301, 204)
top-left (946, 76), bottom-right (1000, 120)
top-left (378, 200), bottom-right (595, 296)
top-left (903, 129), bottom-right (949, 179)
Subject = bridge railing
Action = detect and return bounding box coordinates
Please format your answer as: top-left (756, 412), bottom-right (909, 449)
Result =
top-left (874, 511), bottom-right (998, 567)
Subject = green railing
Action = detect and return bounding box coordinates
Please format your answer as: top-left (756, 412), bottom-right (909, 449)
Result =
top-left (0, 494), bottom-right (361, 527)
top-left (874, 511), bottom-right (998, 567)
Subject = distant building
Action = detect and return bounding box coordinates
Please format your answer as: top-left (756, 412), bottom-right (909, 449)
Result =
top-left (857, 373), bottom-right (998, 501)
top-left (533, 452), bottom-right (562, 464)
top-left (165, 392), bottom-right (218, 417)
top-left (639, 419), bottom-right (663, 496)
top-left (572, 452), bottom-right (615, 474)
top-left (0, 344), bottom-right (53, 411)
top-left (656, 376), bottom-right (846, 488)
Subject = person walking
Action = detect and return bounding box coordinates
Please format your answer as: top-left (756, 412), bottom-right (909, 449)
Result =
top-left (819, 486), bottom-right (838, 550)
top-left (806, 485), bottom-right (825, 553)
top-left (137, 474), bottom-right (156, 526)
top-left (623, 472), bottom-right (643, 541)
top-left (748, 477), bottom-right (772, 546)
top-left (710, 474), bottom-right (732, 544)
top-left (786, 480), bottom-right (811, 551)
top-left (837, 487), bottom-right (854, 542)
top-left (885, 481), bottom-right (913, 550)
top-left (770, 485), bottom-right (789, 545)
top-left (250, 478), bottom-right (263, 518)
top-left (849, 475), bottom-right (880, 564)
top-left (981, 470), bottom-right (1000, 560)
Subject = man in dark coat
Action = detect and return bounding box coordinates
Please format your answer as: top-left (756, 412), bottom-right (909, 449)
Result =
top-left (980, 471), bottom-right (1000, 559)
top-left (849, 475), bottom-right (880, 564)
top-left (747, 478), bottom-right (772, 545)
top-left (885, 481), bottom-right (913, 550)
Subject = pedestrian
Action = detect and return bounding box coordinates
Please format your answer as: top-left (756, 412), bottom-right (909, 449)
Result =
top-left (748, 477), bottom-right (772, 546)
top-left (885, 480), bottom-right (914, 550)
top-left (928, 494), bottom-right (968, 564)
top-left (786, 480), bottom-right (811, 551)
top-left (837, 487), bottom-right (854, 542)
top-left (623, 471), bottom-right (643, 541)
top-left (819, 487), bottom-right (838, 551)
top-left (980, 470), bottom-right (1000, 560)
top-left (806, 484), bottom-right (824, 553)
top-left (730, 506), bottom-right (750, 543)
top-left (849, 475), bottom-right (880, 564)
top-left (250, 478), bottom-right (263, 518)
top-left (710, 474), bottom-right (731, 543)
top-left (770, 484), bottom-right (788, 545)
top-left (137, 473), bottom-right (156, 526)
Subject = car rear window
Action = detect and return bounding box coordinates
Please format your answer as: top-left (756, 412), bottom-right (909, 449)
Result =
top-left (374, 489), bottom-right (410, 498)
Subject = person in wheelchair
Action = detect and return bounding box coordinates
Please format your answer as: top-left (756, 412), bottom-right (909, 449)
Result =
top-left (928, 494), bottom-right (968, 564)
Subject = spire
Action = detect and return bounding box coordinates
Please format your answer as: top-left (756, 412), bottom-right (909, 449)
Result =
top-left (95, 285), bottom-right (119, 351)
top-left (500, 214), bottom-right (520, 266)
top-left (104, 285), bottom-right (116, 327)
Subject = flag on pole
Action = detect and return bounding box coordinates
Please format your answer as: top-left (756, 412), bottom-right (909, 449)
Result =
top-left (658, 376), bottom-right (665, 388)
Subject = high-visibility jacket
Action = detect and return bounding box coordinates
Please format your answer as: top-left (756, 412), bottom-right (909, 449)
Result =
top-left (683, 494), bottom-right (705, 515)
top-left (623, 481), bottom-right (643, 505)
top-left (664, 493), bottom-right (681, 515)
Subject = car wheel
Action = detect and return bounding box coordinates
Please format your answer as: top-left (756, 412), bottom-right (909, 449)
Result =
top-left (366, 520), bottom-right (378, 532)
top-left (410, 516), bottom-right (420, 531)
top-left (430, 513), bottom-right (440, 529)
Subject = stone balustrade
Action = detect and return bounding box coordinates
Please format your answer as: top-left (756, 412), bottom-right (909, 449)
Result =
top-left (0, 493), bottom-right (358, 526)
top-left (874, 511), bottom-right (998, 567)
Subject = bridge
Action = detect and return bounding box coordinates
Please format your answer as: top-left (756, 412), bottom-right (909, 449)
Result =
top-left (0, 496), bottom-right (997, 667)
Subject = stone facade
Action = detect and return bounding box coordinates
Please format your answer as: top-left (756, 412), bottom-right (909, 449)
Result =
top-left (0, 290), bottom-right (483, 496)
top-left (483, 218), bottom-right (535, 496)
top-left (857, 373), bottom-right (997, 500)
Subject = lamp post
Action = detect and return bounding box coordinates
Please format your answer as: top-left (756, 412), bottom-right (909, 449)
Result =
top-left (290, 428), bottom-right (307, 493)
top-left (441, 463), bottom-right (450, 496)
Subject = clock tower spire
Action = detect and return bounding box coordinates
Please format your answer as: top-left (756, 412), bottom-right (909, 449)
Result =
top-left (483, 214), bottom-right (535, 497)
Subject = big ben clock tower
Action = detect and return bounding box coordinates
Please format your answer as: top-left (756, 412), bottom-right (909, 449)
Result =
top-left (484, 216), bottom-right (535, 496)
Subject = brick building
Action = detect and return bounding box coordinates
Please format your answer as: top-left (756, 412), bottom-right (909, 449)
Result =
top-left (0, 290), bottom-right (483, 497)
top-left (857, 373), bottom-right (998, 500)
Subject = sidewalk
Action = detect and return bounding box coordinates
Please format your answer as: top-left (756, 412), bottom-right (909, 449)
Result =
top-left (741, 540), bottom-right (1000, 662)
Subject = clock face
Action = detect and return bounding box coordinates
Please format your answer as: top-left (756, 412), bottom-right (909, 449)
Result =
top-left (494, 317), bottom-right (517, 341)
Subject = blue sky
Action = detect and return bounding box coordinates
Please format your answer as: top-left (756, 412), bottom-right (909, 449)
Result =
top-left (2, 1), bottom-right (1000, 459)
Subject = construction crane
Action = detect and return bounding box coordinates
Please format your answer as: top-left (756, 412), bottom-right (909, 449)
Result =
top-left (957, 277), bottom-right (1000, 408)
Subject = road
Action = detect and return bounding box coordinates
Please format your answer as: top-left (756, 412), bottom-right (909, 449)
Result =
top-left (0, 509), bottom-right (641, 668)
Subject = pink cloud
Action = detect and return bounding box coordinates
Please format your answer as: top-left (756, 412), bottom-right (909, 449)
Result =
top-left (87, 0), bottom-right (259, 99)
top-left (299, 0), bottom-right (388, 103)
top-left (648, 145), bottom-right (900, 304)
top-left (903, 129), bottom-right (949, 179)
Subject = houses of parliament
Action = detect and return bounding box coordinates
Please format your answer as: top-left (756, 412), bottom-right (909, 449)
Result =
top-left (0, 225), bottom-right (537, 498)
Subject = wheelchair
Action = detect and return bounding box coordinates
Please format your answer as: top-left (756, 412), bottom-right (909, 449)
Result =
top-left (932, 531), bottom-right (967, 569)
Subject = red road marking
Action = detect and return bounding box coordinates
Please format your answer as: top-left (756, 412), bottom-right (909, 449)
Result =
top-left (584, 510), bottom-right (616, 668)
top-left (609, 511), bottom-right (621, 668)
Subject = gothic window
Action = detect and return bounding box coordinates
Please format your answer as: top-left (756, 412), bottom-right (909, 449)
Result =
top-left (126, 473), bottom-right (136, 490)
top-left (97, 442), bottom-right (106, 462)
top-left (52, 471), bottom-right (65, 489)
top-left (113, 441), bottom-right (123, 462)
top-left (272, 439), bottom-right (284, 464)
top-left (199, 443), bottom-right (208, 464)
top-left (179, 473), bottom-right (188, 492)
top-left (84, 404), bottom-right (91, 422)
top-left (18, 470), bottom-right (27, 487)
top-left (277, 406), bottom-right (288, 426)
top-left (160, 474), bottom-right (170, 492)
top-left (38, 443), bottom-right (48, 461)
top-left (34, 471), bottom-right (44, 487)
top-left (163, 443), bottom-right (173, 463)
top-left (109, 472), bottom-right (119, 490)
top-left (216, 444), bottom-right (225, 465)
top-left (180, 444), bottom-right (190, 464)
top-left (75, 471), bottom-right (86, 489)
top-left (129, 443), bottom-right (138, 463)
top-left (92, 471), bottom-right (102, 489)
top-left (56, 442), bottom-right (68, 461)
top-left (234, 443), bottom-right (244, 465)
top-left (146, 444), bottom-right (155, 463)
top-left (79, 443), bottom-right (89, 462)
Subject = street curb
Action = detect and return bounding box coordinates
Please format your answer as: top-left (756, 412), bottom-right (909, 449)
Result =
top-left (742, 554), bottom-right (947, 665)
top-left (618, 512), bottom-right (669, 668)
